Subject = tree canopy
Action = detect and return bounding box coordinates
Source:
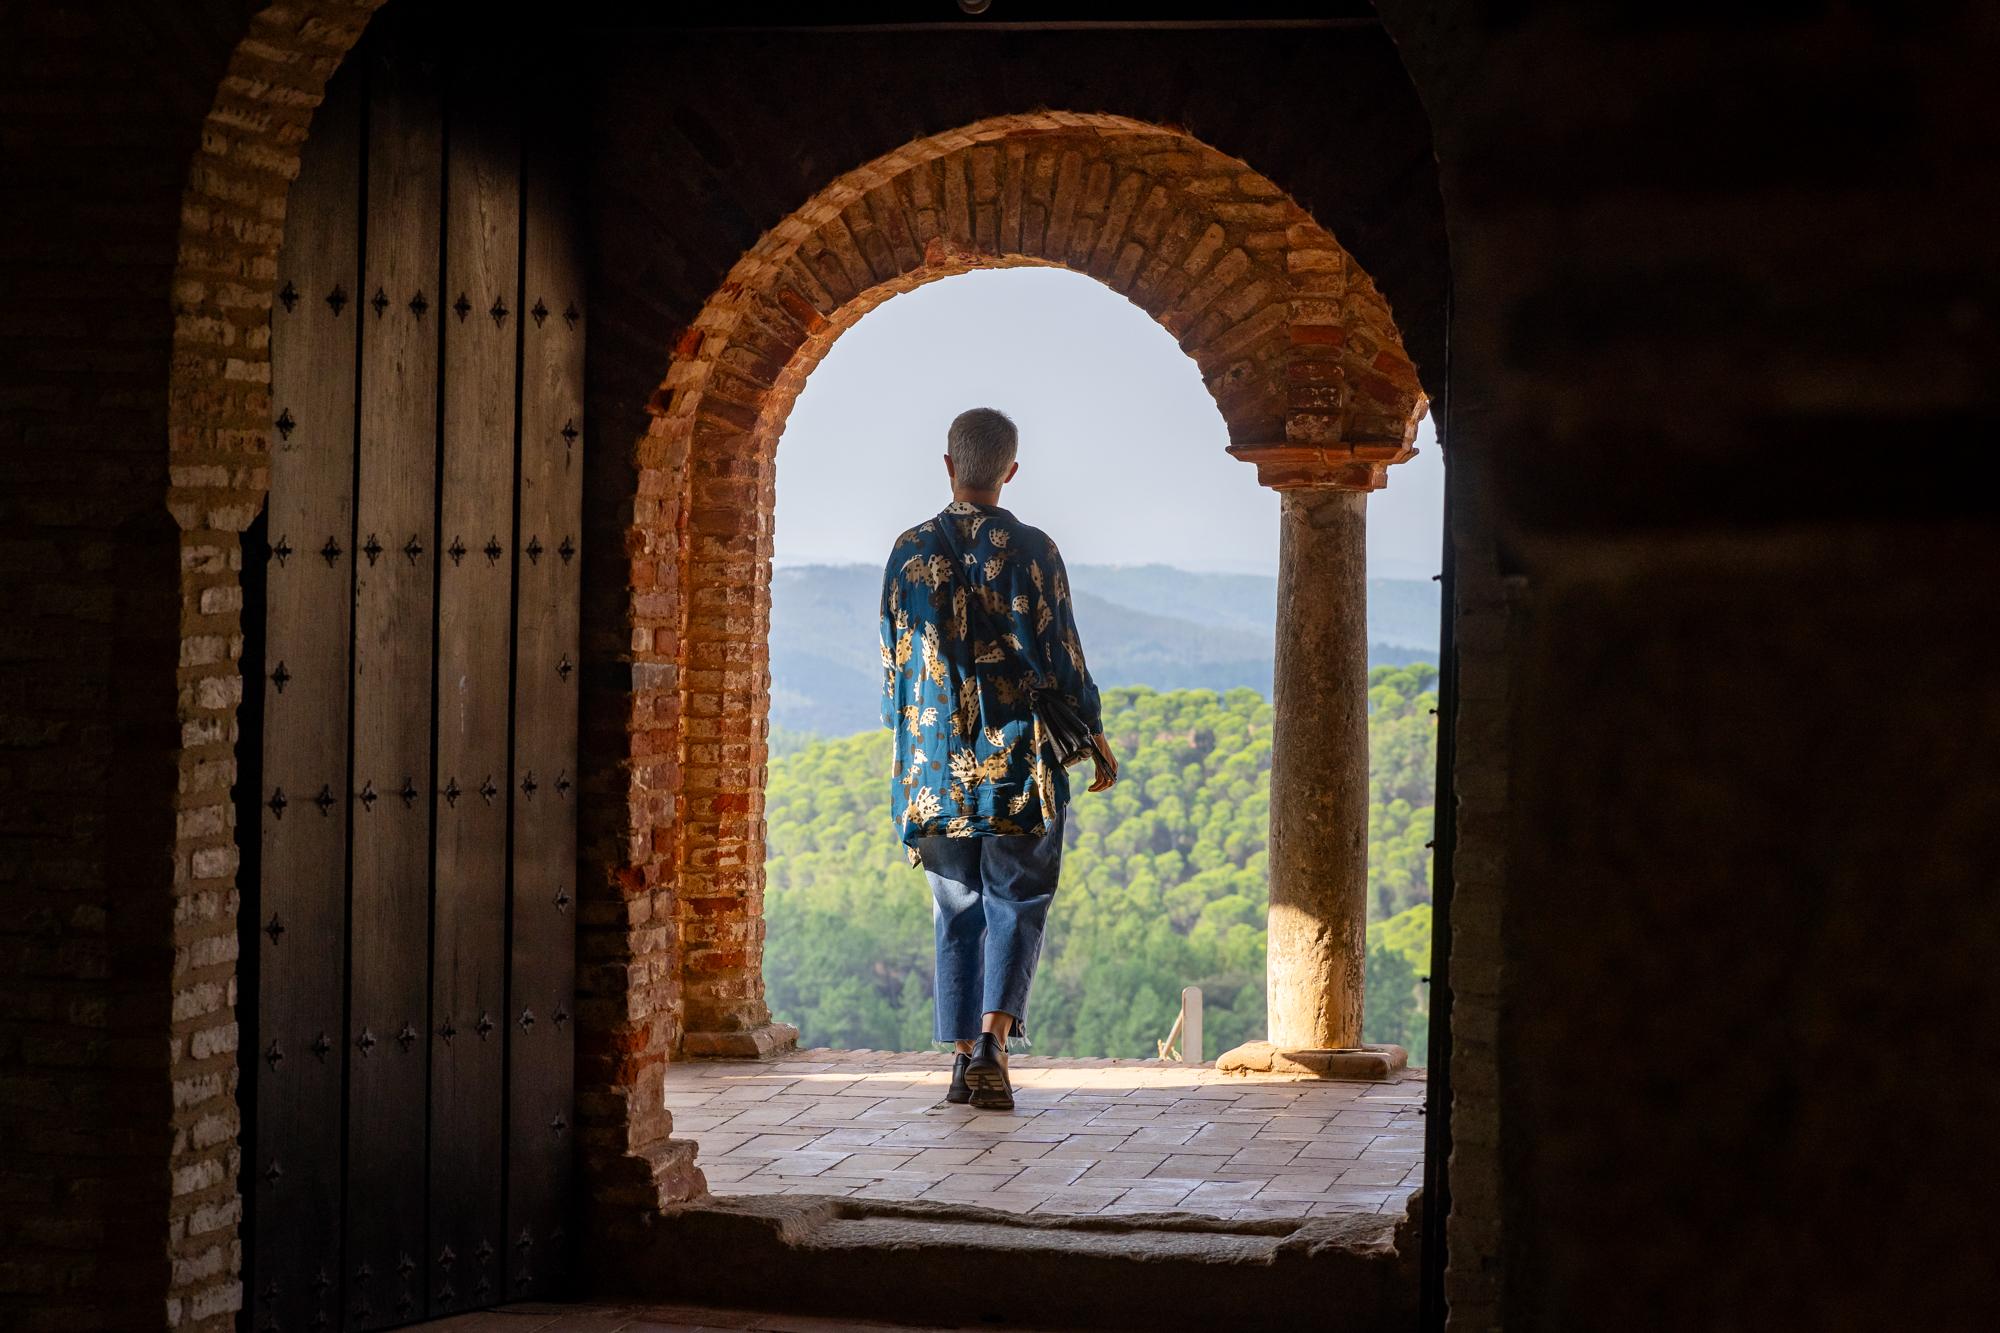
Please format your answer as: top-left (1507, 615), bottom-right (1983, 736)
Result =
top-left (763, 666), bottom-right (1438, 1062)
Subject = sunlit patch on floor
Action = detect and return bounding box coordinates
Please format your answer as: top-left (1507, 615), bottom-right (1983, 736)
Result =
top-left (666, 1048), bottom-right (1424, 1222)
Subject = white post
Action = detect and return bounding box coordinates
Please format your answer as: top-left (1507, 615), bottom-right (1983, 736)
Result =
top-left (1181, 986), bottom-right (1203, 1066)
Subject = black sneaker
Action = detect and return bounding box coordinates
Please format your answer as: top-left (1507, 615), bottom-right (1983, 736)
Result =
top-left (945, 1051), bottom-right (972, 1105)
top-left (962, 1032), bottom-right (1013, 1110)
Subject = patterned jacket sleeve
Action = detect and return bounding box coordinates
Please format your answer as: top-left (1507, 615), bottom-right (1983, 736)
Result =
top-left (879, 550), bottom-right (900, 731)
top-left (1031, 538), bottom-right (1103, 735)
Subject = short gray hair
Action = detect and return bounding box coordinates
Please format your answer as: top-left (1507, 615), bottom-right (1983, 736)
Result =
top-left (947, 407), bottom-right (1018, 490)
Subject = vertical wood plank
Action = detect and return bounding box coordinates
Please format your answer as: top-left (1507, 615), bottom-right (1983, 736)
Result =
top-left (347, 23), bottom-right (442, 1329)
top-left (506, 125), bottom-right (583, 1301)
top-left (426, 61), bottom-right (520, 1320)
top-left (256, 59), bottom-right (362, 1333)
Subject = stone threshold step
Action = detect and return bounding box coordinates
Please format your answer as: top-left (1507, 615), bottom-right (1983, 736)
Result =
top-left (590, 1193), bottom-right (1420, 1332)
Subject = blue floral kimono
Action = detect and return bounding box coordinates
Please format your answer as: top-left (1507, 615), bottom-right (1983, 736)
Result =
top-left (879, 500), bottom-right (1103, 855)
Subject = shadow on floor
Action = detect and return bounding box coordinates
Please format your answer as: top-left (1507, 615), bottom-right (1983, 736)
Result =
top-left (420, 1299), bottom-right (1075, 1332)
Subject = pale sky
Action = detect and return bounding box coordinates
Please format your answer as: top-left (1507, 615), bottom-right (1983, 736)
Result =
top-left (773, 268), bottom-right (1441, 579)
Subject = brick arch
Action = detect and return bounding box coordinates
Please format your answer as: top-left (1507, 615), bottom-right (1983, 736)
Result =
top-left (640, 113), bottom-right (1429, 1053)
top-left (162, 6), bottom-right (382, 1326)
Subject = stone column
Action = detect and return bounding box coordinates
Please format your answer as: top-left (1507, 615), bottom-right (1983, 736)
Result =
top-left (1266, 488), bottom-right (1369, 1051)
top-left (1218, 447), bottom-right (1410, 1080)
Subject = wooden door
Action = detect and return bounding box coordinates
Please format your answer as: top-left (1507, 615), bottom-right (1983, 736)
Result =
top-left (243, 14), bottom-right (582, 1328)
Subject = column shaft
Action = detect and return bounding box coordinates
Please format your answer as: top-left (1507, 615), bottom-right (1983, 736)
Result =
top-left (1266, 488), bottom-right (1369, 1050)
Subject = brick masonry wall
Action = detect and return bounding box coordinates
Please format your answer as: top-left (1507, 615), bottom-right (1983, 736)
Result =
top-left (166, 7), bottom-right (381, 1328)
top-left (0, 3), bottom-right (376, 1328)
top-left (645, 115), bottom-right (1425, 1049)
top-left (0, 0), bottom-right (365, 1324)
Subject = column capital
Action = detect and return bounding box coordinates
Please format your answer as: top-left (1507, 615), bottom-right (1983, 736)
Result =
top-left (1226, 439), bottom-right (1417, 493)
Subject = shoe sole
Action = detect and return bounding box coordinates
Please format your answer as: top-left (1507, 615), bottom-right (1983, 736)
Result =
top-left (963, 1063), bottom-right (1013, 1110)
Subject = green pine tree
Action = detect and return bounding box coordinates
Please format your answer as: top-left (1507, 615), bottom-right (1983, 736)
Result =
top-left (762, 673), bottom-right (1437, 1059)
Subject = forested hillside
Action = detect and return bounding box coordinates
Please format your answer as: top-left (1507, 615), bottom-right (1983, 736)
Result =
top-left (769, 562), bottom-right (1439, 736)
top-left (762, 667), bottom-right (1437, 1062)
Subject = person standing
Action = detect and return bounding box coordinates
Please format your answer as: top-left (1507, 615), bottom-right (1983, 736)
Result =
top-left (878, 407), bottom-right (1117, 1110)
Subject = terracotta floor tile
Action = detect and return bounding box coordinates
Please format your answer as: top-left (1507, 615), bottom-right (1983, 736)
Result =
top-left (1152, 1153), bottom-right (1240, 1177)
top-left (1030, 1187), bottom-right (1129, 1215)
top-left (665, 1112), bottom-right (733, 1131)
top-left (972, 1139), bottom-right (1054, 1162)
top-left (724, 1134), bottom-right (822, 1158)
top-left (1006, 1160), bottom-right (1093, 1187)
top-left (1308, 1199), bottom-right (1379, 1216)
top-left (1186, 1123), bottom-right (1261, 1143)
top-left (917, 1178), bottom-right (1037, 1204)
top-left (1329, 1110), bottom-right (1398, 1127)
top-left (1252, 1176), bottom-right (1344, 1201)
top-left (1039, 1134), bottom-right (1133, 1157)
top-left (1366, 1133), bottom-right (1426, 1152)
top-left (923, 1158), bottom-right (1026, 1176)
top-left (865, 1167), bottom-right (958, 1185)
top-left (800, 1130), bottom-right (888, 1152)
top-left (1255, 1120), bottom-right (1331, 1140)
top-left (831, 1151), bottom-right (916, 1174)
top-left (1072, 1160), bottom-right (1165, 1186)
top-left (901, 1146), bottom-right (985, 1166)
top-left (1227, 1201), bottom-right (1314, 1221)
top-left (1160, 1137), bottom-right (1240, 1157)
top-left (1224, 1144), bottom-right (1303, 1167)
top-left (757, 1152), bottom-right (852, 1177)
top-left (1318, 1187), bottom-right (1396, 1206)
top-left (669, 1049), bottom-right (1424, 1225)
top-left (836, 1177), bottom-right (935, 1200)
top-left (1179, 1179), bottom-right (1265, 1205)
top-left (692, 1133), bottom-right (755, 1156)
top-left (1288, 1128), bottom-right (1368, 1152)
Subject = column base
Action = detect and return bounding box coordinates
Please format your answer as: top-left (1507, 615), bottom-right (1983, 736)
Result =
top-left (682, 1022), bottom-right (799, 1060)
top-left (1215, 1040), bottom-right (1408, 1081)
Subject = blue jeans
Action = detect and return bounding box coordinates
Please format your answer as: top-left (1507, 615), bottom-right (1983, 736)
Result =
top-left (916, 808), bottom-right (1066, 1045)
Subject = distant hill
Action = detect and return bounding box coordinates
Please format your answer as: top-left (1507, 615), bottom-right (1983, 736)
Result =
top-left (1061, 564), bottom-right (1440, 650)
top-left (1065, 565), bottom-right (1280, 635)
top-left (769, 563), bottom-right (1438, 736)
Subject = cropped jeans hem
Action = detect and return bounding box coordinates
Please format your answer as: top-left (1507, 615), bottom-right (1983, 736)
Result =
top-left (915, 806), bottom-right (1066, 1048)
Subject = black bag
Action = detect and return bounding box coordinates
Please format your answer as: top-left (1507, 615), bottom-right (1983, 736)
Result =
top-left (932, 508), bottom-right (1104, 770)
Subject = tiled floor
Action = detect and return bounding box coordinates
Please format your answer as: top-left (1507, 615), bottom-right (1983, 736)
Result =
top-left (664, 1048), bottom-right (1425, 1223)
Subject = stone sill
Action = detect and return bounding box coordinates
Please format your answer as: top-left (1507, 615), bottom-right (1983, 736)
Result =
top-left (592, 1192), bottom-right (1421, 1331)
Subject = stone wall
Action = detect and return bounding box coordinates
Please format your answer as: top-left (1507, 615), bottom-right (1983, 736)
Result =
top-left (1378, 3), bottom-right (1999, 1327)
